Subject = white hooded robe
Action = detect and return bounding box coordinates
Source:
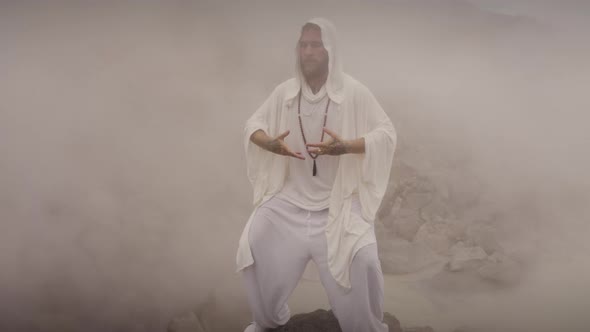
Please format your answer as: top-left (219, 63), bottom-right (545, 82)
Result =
top-left (236, 17), bottom-right (397, 289)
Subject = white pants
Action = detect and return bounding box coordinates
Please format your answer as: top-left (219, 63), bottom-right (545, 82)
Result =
top-left (241, 195), bottom-right (388, 332)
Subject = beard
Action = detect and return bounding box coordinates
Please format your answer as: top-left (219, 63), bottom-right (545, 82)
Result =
top-left (301, 59), bottom-right (328, 79)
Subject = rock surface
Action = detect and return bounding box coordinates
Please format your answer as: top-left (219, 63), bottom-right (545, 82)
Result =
top-left (378, 236), bottom-right (447, 275)
top-left (375, 139), bottom-right (524, 286)
top-left (266, 309), bottom-right (401, 332)
top-left (167, 308), bottom-right (437, 332)
top-left (447, 242), bottom-right (488, 272)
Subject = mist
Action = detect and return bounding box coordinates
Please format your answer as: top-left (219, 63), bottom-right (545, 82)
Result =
top-left (1, 1), bottom-right (588, 331)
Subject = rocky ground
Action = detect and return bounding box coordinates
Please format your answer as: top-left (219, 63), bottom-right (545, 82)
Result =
top-left (167, 308), bottom-right (434, 332)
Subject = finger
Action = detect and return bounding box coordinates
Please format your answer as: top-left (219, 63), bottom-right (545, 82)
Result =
top-left (291, 151), bottom-right (306, 160)
top-left (283, 145), bottom-right (304, 159)
top-left (308, 148), bottom-right (323, 154)
top-left (277, 130), bottom-right (290, 139)
top-left (323, 127), bottom-right (340, 139)
top-left (282, 143), bottom-right (303, 158)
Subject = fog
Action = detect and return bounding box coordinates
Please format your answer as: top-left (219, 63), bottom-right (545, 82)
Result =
top-left (1, 1), bottom-right (588, 331)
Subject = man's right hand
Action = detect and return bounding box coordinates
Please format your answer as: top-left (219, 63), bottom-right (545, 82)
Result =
top-left (250, 129), bottom-right (305, 160)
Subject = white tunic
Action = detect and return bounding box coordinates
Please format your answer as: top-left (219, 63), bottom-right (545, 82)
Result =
top-left (275, 87), bottom-right (341, 211)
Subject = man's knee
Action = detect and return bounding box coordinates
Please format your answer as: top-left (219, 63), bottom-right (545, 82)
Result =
top-left (353, 244), bottom-right (382, 273)
top-left (248, 210), bottom-right (274, 248)
top-left (256, 303), bottom-right (290, 330)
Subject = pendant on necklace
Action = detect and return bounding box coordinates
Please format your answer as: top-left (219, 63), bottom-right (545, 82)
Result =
top-left (297, 88), bottom-right (329, 178)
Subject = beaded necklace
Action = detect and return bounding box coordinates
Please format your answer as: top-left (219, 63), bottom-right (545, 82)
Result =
top-left (297, 88), bottom-right (330, 176)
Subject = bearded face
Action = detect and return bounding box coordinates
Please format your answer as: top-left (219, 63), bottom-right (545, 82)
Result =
top-left (298, 25), bottom-right (329, 79)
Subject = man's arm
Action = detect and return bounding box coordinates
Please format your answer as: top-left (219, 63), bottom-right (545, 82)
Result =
top-left (343, 137), bottom-right (365, 154)
top-left (306, 127), bottom-right (365, 155)
top-left (249, 129), bottom-right (273, 149)
top-left (250, 129), bottom-right (306, 160)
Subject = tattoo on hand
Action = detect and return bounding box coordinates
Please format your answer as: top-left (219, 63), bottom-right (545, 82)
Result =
top-left (327, 141), bottom-right (347, 155)
top-left (267, 139), bottom-right (282, 154)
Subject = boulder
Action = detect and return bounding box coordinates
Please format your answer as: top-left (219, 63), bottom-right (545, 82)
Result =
top-left (268, 309), bottom-right (402, 332)
top-left (465, 224), bottom-right (502, 255)
top-left (447, 242), bottom-right (488, 272)
top-left (404, 191), bottom-right (433, 211)
top-left (168, 309), bottom-right (416, 332)
top-left (414, 221), bottom-right (455, 255)
top-left (392, 213), bottom-right (422, 242)
top-left (477, 252), bottom-right (523, 285)
top-left (379, 237), bottom-right (447, 275)
top-left (419, 196), bottom-right (452, 225)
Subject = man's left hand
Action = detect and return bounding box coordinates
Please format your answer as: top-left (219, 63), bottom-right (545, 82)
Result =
top-left (306, 127), bottom-right (349, 156)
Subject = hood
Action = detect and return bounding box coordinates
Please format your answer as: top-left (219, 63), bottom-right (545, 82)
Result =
top-left (295, 17), bottom-right (345, 104)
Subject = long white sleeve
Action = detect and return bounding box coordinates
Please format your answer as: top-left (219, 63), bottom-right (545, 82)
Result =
top-left (359, 86), bottom-right (397, 222)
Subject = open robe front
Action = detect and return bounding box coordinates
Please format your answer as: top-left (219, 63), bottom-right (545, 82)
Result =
top-left (236, 75), bottom-right (397, 289)
top-left (236, 17), bottom-right (396, 289)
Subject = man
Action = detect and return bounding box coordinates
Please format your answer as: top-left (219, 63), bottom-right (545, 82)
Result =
top-left (236, 17), bottom-right (397, 332)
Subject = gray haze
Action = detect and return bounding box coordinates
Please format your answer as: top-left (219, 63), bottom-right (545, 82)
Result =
top-left (1, 1), bottom-right (589, 331)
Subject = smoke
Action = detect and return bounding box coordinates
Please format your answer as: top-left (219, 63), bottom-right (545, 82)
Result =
top-left (0, 1), bottom-right (588, 331)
